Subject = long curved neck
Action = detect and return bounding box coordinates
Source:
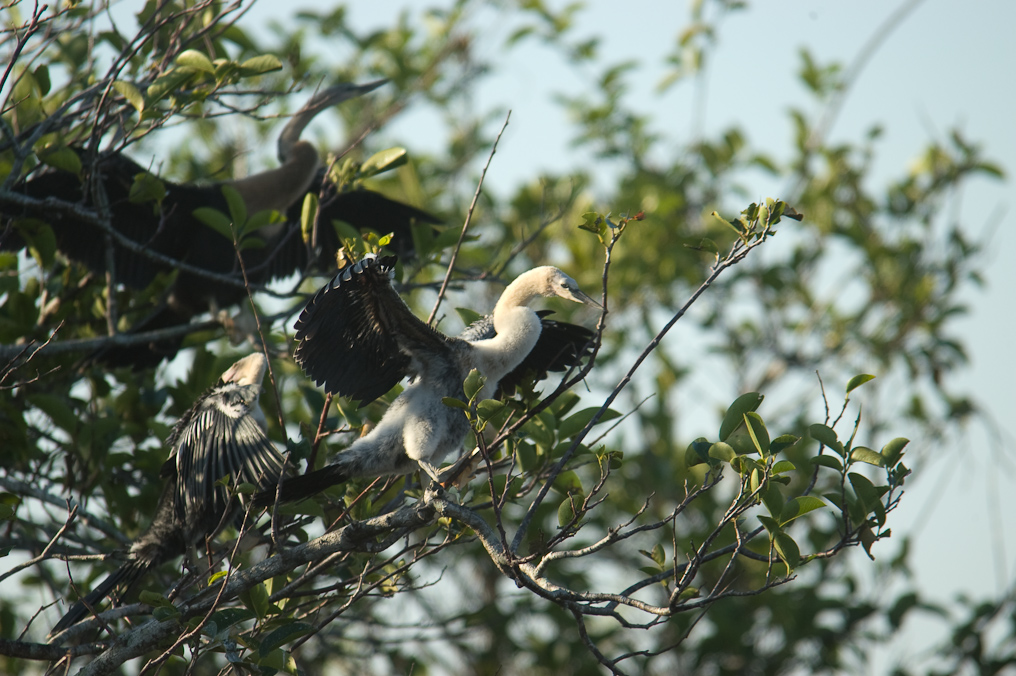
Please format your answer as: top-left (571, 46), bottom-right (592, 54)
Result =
top-left (492, 267), bottom-right (552, 332)
top-left (227, 143), bottom-right (319, 214)
top-left (470, 269), bottom-right (553, 398)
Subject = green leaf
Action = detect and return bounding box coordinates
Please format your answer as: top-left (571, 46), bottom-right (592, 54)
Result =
top-left (128, 172), bottom-right (166, 205)
top-left (300, 192), bottom-right (319, 245)
top-left (846, 373), bottom-right (876, 393)
top-left (441, 397), bottom-right (468, 410)
top-left (685, 237), bottom-right (719, 254)
top-left (578, 211), bottom-right (604, 233)
top-left (712, 210), bottom-right (745, 236)
top-left (557, 495), bottom-right (582, 528)
top-left (849, 446), bottom-right (886, 468)
top-left (208, 570), bottom-right (228, 586)
top-left (245, 209), bottom-right (283, 233)
top-left (809, 423), bottom-right (844, 455)
top-left (221, 184), bottom-right (247, 233)
top-left (551, 471), bottom-right (583, 496)
top-left (193, 207), bottom-right (233, 239)
top-left (772, 460), bottom-right (796, 474)
top-left (208, 608), bottom-right (255, 630)
top-left (743, 411), bottom-right (770, 455)
top-left (240, 581), bottom-right (271, 620)
top-left (779, 496), bottom-right (827, 525)
top-left (0, 503), bottom-right (14, 520)
top-left (881, 437), bottom-right (909, 466)
top-left (176, 49), bottom-right (215, 73)
top-left (361, 147), bottom-right (407, 176)
top-left (38, 146), bottom-right (82, 175)
top-left (139, 590), bottom-right (175, 608)
top-left (678, 587), bottom-right (700, 601)
top-left (774, 532), bottom-right (801, 569)
top-left (734, 455), bottom-right (762, 476)
top-left (719, 392), bottom-right (763, 441)
top-left (146, 68), bottom-right (193, 102)
top-left (476, 399), bottom-right (505, 421)
top-left (455, 308), bottom-right (483, 327)
top-left (258, 622), bottom-right (313, 657)
top-left (708, 442), bottom-right (735, 464)
top-left (761, 484), bottom-right (784, 519)
top-left (757, 514), bottom-right (780, 534)
top-left (239, 54), bottom-right (283, 76)
top-left (112, 80), bottom-right (144, 112)
top-left (33, 64), bottom-right (51, 96)
top-left (769, 434), bottom-right (799, 455)
top-left (848, 472), bottom-right (880, 512)
top-left (812, 455), bottom-right (843, 471)
top-left (684, 438), bottom-right (711, 467)
top-left (558, 407), bottom-right (620, 440)
top-left (463, 369), bottom-right (486, 401)
top-left (235, 482), bottom-right (256, 495)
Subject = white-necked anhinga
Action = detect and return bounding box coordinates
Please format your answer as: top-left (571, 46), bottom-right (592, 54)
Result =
top-left (50, 353), bottom-right (283, 635)
top-left (256, 255), bottom-right (599, 505)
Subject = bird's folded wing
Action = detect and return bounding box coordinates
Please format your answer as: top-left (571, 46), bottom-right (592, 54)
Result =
top-left (171, 395), bottom-right (284, 519)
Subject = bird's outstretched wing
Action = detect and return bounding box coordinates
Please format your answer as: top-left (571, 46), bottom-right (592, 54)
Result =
top-left (460, 310), bottom-right (595, 396)
top-left (294, 255), bottom-right (456, 404)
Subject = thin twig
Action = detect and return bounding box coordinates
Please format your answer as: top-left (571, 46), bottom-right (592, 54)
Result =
top-left (427, 111), bottom-right (511, 325)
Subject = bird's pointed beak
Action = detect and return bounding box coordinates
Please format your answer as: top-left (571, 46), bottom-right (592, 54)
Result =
top-left (571, 288), bottom-right (602, 310)
top-left (354, 78), bottom-right (389, 96)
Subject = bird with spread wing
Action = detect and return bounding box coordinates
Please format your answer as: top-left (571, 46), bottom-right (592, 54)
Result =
top-left (256, 254), bottom-right (600, 506)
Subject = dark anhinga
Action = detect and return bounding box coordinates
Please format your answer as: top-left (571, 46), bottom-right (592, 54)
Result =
top-left (50, 353), bottom-right (283, 636)
top-left (255, 255), bottom-right (599, 506)
top-left (2, 81), bottom-right (440, 367)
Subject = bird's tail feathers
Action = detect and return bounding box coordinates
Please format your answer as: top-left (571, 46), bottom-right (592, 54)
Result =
top-left (49, 558), bottom-right (149, 636)
top-left (253, 464), bottom-right (349, 508)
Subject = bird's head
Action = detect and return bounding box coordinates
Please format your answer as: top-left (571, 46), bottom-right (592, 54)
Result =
top-left (541, 267), bottom-right (602, 309)
top-left (277, 79), bottom-right (388, 163)
top-left (218, 353), bottom-right (268, 388)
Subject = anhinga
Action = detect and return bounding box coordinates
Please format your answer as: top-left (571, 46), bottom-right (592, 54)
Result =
top-left (2, 81), bottom-right (440, 367)
top-left (50, 353), bottom-right (284, 635)
top-left (255, 255), bottom-right (599, 506)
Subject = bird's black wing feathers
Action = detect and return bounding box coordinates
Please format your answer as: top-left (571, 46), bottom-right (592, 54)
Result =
top-left (294, 255), bottom-right (455, 404)
top-left (461, 310), bottom-right (595, 396)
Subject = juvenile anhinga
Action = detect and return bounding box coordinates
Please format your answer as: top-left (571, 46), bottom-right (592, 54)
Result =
top-left (50, 353), bottom-right (284, 635)
top-left (2, 81), bottom-right (440, 367)
top-left (256, 255), bottom-right (599, 506)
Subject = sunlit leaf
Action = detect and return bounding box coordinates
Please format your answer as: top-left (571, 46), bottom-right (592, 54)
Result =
top-left (719, 392), bottom-right (763, 441)
top-left (850, 446), bottom-right (885, 467)
top-left (846, 373), bottom-right (876, 393)
top-left (779, 496), bottom-right (827, 525)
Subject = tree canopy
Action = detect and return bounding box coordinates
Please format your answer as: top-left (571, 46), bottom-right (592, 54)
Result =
top-left (0, 1), bottom-right (1010, 674)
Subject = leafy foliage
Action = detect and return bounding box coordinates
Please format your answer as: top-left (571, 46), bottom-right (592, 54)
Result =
top-left (0, 1), bottom-right (1006, 675)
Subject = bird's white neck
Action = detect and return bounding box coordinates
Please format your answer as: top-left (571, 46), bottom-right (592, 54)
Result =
top-left (470, 268), bottom-right (557, 398)
top-left (492, 266), bottom-right (555, 326)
